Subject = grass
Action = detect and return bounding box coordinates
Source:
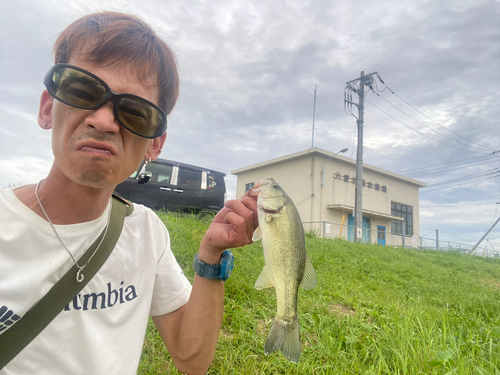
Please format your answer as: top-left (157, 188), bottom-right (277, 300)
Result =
top-left (138, 212), bottom-right (500, 374)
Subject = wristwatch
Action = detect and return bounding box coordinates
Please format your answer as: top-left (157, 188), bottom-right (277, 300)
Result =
top-left (193, 250), bottom-right (234, 281)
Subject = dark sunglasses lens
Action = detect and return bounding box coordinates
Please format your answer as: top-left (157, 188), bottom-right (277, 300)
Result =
top-left (46, 65), bottom-right (166, 138)
top-left (50, 67), bottom-right (107, 108)
top-left (117, 97), bottom-right (165, 138)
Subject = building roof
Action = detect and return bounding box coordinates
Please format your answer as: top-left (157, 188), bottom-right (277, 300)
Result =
top-left (231, 147), bottom-right (426, 187)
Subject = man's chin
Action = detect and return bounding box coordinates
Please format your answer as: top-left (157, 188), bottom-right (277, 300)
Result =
top-left (71, 157), bottom-right (119, 188)
top-left (72, 170), bottom-right (114, 190)
top-left (60, 156), bottom-right (131, 189)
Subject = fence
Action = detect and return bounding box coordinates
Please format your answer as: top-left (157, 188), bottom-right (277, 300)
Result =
top-left (302, 221), bottom-right (499, 258)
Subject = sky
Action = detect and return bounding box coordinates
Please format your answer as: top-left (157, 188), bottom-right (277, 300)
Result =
top-left (1, 0), bottom-right (499, 252)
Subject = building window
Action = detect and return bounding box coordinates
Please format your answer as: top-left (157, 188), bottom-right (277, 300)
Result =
top-left (245, 182), bottom-right (255, 192)
top-left (391, 202), bottom-right (413, 236)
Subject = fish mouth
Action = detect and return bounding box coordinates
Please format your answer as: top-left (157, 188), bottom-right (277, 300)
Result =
top-left (263, 208), bottom-right (279, 214)
top-left (248, 178), bottom-right (275, 197)
top-left (248, 183), bottom-right (262, 197)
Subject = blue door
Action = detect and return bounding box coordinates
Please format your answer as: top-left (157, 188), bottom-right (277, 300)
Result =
top-left (348, 214), bottom-right (354, 242)
top-left (348, 214), bottom-right (370, 243)
top-left (377, 226), bottom-right (386, 246)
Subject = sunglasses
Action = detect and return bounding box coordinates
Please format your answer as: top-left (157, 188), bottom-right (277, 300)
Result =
top-left (43, 64), bottom-right (167, 139)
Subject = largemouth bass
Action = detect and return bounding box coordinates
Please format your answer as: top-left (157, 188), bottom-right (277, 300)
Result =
top-left (249, 178), bottom-right (317, 363)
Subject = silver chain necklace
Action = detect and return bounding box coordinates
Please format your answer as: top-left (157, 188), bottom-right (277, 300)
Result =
top-left (35, 180), bottom-right (112, 283)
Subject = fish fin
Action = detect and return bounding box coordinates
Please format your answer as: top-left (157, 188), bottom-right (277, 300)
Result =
top-left (254, 267), bottom-right (274, 289)
top-left (264, 317), bottom-right (300, 363)
top-left (252, 227), bottom-right (262, 241)
top-left (300, 255), bottom-right (317, 290)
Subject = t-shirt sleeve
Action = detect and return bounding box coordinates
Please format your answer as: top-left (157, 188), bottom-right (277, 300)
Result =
top-left (149, 217), bottom-right (192, 317)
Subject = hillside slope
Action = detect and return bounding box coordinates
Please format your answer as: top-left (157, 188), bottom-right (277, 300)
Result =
top-left (139, 212), bottom-right (500, 375)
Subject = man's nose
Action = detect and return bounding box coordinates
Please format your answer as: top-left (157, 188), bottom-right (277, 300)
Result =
top-left (85, 100), bottom-right (121, 134)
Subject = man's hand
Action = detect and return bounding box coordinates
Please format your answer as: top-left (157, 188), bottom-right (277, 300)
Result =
top-left (198, 193), bottom-right (258, 263)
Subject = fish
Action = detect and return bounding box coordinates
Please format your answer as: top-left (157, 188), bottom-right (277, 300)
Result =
top-left (249, 178), bottom-right (317, 363)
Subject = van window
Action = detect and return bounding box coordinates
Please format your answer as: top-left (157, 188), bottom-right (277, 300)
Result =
top-left (146, 163), bottom-right (173, 184)
top-left (177, 168), bottom-right (202, 188)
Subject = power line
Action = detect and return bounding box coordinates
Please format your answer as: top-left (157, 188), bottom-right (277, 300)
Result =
top-left (364, 146), bottom-right (412, 170)
top-left (369, 89), bottom-right (494, 153)
top-left (374, 74), bottom-right (496, 152)
top-left (406, 157), bottom-right (500, 178)
top-left (423, 201), bottom-right (498, 208)
top-left (423, 167), bottom-right (500, 188)
top-left (421, 174), bottom-right (500, 193)
top-left (362, 147), bottom-right (499, 199)
top-left (361, 146), bottom-right (498, 178)
top-left (397, 154), bottom-right (496, 175)
top-left (421, 183), bottom-right (500, 201)
top-left (420, 175), bottom-right (500, 201)
top-left (365, 98), bottom-right (490, 155)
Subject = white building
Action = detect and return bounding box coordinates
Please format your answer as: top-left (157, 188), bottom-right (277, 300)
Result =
top-left (232, 148), bottom-right (426, 247)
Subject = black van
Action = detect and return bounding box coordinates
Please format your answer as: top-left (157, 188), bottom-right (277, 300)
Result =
top-left (114, 158), bottom-right (226, 213)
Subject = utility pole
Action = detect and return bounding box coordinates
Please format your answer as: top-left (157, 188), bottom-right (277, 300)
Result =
top-left (354, 72), bottom-right (365, 242)
top-left (469, 216), bottom-right (500, 254)
top-left (345, 71), bottom-right (377, 242)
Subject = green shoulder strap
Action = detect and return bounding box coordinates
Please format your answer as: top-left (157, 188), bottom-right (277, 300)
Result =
top-left (0, 194), bottom-right (133, 370)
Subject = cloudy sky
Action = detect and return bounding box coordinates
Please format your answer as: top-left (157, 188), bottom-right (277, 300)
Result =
top-left (1, 0), bottom-right (499, 251)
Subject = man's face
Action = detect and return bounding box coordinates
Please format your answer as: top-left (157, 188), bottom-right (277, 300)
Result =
top-left (42, 59), bottom-right (164, 189)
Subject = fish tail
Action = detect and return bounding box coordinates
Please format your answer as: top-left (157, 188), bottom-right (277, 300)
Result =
top-left (264, 317), bottom-right (300, 363)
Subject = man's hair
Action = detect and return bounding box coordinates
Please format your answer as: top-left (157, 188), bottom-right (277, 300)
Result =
top-left (53, 11), bottom-right (179, 116)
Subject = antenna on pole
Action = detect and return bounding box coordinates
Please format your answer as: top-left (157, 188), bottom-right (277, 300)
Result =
top-left (312, 84), bottom-right (318, 148)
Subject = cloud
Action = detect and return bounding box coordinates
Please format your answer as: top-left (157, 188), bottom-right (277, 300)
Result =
top-left (1, 0), bottom-right (499, 250)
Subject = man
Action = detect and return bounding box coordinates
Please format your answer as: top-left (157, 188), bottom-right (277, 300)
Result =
top-left (0, 12), bottom-right (257, 375)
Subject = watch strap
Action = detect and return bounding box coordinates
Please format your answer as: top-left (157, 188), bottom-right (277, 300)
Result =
top-left (193, 250), bottom-right (234, 281)
top-left (193, 254), bottom-right (220, 280)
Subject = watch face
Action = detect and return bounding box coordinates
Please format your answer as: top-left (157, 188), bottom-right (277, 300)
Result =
top-left (220, 250), bottom-right (234, 281)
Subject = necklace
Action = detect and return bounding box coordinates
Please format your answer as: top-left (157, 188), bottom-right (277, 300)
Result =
top-left (35, 180), bottom-right (112, 283)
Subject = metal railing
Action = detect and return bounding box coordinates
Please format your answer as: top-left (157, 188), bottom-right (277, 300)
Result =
top-left (302, 221), bottom-right (499, 258)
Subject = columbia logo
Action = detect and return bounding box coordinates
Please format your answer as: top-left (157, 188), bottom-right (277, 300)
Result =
top-left (0, 306), bottom-right (20, 333)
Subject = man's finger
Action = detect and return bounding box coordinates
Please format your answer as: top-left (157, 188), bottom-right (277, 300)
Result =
top-left (223, 211), bottom-right (252, 247)
top-left (224, 199), bottom-right (257, 239)
top-left (238, 196), bottom-right (259, 230)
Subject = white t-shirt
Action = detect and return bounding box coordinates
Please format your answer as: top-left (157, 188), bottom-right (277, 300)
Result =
top-left (0, 188), bottom-right (192, 374)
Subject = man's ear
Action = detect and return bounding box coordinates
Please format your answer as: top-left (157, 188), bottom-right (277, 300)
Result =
top-left (146, 132), bottom-right (167, 161)
top-left (38, 90), bottom-right (53, 129)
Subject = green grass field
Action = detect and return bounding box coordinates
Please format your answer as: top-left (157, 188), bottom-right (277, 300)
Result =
top-left (139, 212), bottom-right (500, 374)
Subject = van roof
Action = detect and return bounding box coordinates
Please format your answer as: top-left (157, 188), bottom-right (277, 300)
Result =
top-left (155, 158), bottom-right (226, 177)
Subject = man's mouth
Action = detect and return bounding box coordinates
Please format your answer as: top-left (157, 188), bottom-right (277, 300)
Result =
top-left (78, 141), bottom-right (116, 156)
